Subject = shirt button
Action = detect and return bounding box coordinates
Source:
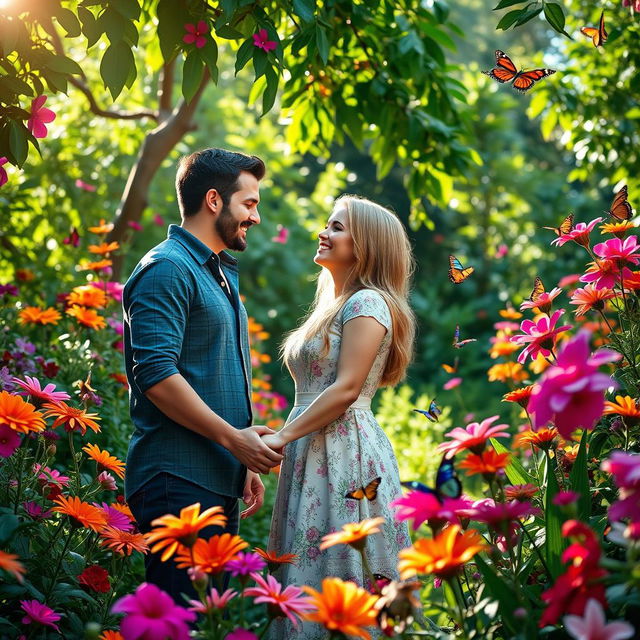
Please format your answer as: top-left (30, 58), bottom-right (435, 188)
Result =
top-left (221, 282), bottom-right (226, 287)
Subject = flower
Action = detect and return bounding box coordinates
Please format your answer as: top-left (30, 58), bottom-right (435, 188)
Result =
top-left (95, 502), bottom-right (134, 531)
top-left (580, 258), bottom-right (633, 290)
top-left (100, 632), bottom-right (124, 640)
top-left (174, 533), bottom-right (247, 573)
top-left (504, 484), bottom-right (539, 501)
top-left (83, 443), bottom-right (126, 479)
top-left (11, 375), bottom-right (70, 405)
top-left (75, 178), bottom-right (96, 192)
top-left (502, 385), bottom-right (535, 409)
top-left (398, 525), bottom-right (488, 580)
top-left (128, 221), bottom-right (143, 231)
top-left (78, 565), bottom-right (110, 593)
top-left (188, 588), bottom-right (237, 614)
top-left (0, 282), bottom-right (18, 296)
top-left (33, 463), bottom-right (70, 488)
top-left (67, 305), bottom-right (107, 329)
top-left (18, 306), bottom-right (61, 325)
top-left (470, 499), bottom-right (541, 529)
top-left (303, 577), bottom-right (378, 640)
top-left (225, 551), bottom-right (266, 576)
top-left (391, 491), bottom-right (473, 531)
top-left (20, 600), bottom-right (61, 631)
top-left (100, 526), bottom-right (149, 556)
top-left (528, 331), bottom-right (621, 438)
top-left (520, 286), bottom-right (563, 314)
top-left (553, 491), bottom-right (579, 506)
top-left (271, 225), bottom-right (289, 243)
top-left (459, 449), bottom-right (510, 476)
top-left (563, 598), bottom-right (635, 640)
top-left (52, 495), bottom-right (108, 531)
top-left (443, 376), bottom-right (462, 390)
top-left (489, 333), bottom-right (521, 358)
top-left (319, 516), bottom-right (386, 551)
top-left (183, 21), bottom-right (208, 48)
top-left (551, 217), bottom-right (602, 248)
top-left (593, 235), bottom-right (640, 266)
top-left (244, 572), bottom-right (315, 627)
top-left (511, 309), bottom-right (573, 364)
top-left (98, 471), bottom-right (118, 491)
top-left (570, 284), bottom-right (617, 316)
top-left (602, 451), bottom-right (640, 488)
top-left (0, 157), bottom-right (10, 187)
top-left (111, 582), bottom-right (196, 640)
top-left (0, 550), bottom-right (26, 582)
top-left (22, 501), bottom-right (52, 521)
top-left (88, 219), bottom-right (114, 234)
top-left (42, 401), bottom-right (101, 434)
top-left (89, 241), bottom-right (120, 255)
top-left (487, 362), bottom-right (528, 383)
top-left (254, 547), bottom-right (297, 572)
top-left (600, 220), bottom-right (636, 238)
top-left (499, 306), bottom-right (522, 319)
top-left (225, 630), bottom-right (258, 640)
top-left (0, 391), bottom-right (46, 434)
top-left (145, 503), bottom-right (227, 561)
top-left (516, 426), bottom-right (558, 449)
top-left (439, 415), bottom-right (510, 456)
top-left (27, 95), bottom-right (56, 138)
top-left (603, 395), bottom-right (640, 425)
top-left (252, 28), bottom-right (277, 52)
top-left (80, 259), bottom-right (113, 271)
top-left (0, 423), bottom-right (21, 457)
top-left (67, 285), bottom-right (108, 308)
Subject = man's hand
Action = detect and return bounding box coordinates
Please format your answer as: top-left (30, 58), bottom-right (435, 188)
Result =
top-left (240, 471), bottom-right (265, 520)
top-left (229, 425), bottom-right (283, 474)
top-left (260, 432), bottom-right (287, 454)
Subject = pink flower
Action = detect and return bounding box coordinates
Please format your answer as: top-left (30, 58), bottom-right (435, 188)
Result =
top-left (0, 423), bottom-right (21, 457)
top-left (391, 491), bottom-right (473, 530)
top-left (493, 320), bottom-right (520, 332)
top-left (244, 572), bottom-right (315, 627)
top-left (226, 551), bottom-right (266, 576)
top-left (252, 28), bottom-right (277, 52)
top-left (153, 213), bottom-right (164, 226)
top-left (495, 243), bottom-right (509, 258)
top-left (226, 631), bottom-right (259, 640)
top-left (528, 331), bottom-right (621, 438)
top-left (112, 582), bottom-right (196, 640)
top-left (271, 225), bottom-right (289, 243)
top-left (22, 501), bottom-right (52, 520)
top-left (469, 499), bottom-right (541, 530)
top-left (75, 179), bottom-right (96, 192)
top-left (12, 375), bottom-right (70, 405)
top-left (439, 415), bottom-right (510, 456)
top-left (559, 273), bottom-right (582, 288)
top-left (20, 600), bottom-right (61, 632)
top-left (63, 227), bottom-right (80, 247)
top-left (27, 96), bottom-right (56, 139)
top-left (511, 309), bottom-right (573, 364)
top-left (444, 377), bottom-right (462, 390)
top-left (128, 221), bottom-right (143, 231)
top-left (623, 0), bottom-right (640, 11)
top-left (98, 471), bottom-right (118, 491)
top-left (520, 287), bottom-right (563, 314)
top-left (94, 502), bottom-right (134, 531)
top-left (552, 217), bottom-right (602, 248)
top-left (33, 464), bottom-right (71, 488)
top-left (0, 157), bottom-right (8, 187)
top-left (580, 259), bottom-right (633, 290)
top-left (91, 281), bottom-right (124, 303)
top-left (593, 235), bottom-right (640, 266)
top-left (553, 491), bottom-right (579, 506)
top-left (563, 598), bottom-right (635, 640)
top-left (188, 588), bottom-right (237, 614)
top-left (183, 21), bottom-right (208, 48)
top-left (602, 451), bottom-right (640, 489)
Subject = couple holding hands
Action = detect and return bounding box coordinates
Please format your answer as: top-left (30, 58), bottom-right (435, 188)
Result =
top-left (122, 148), bottom-right (415, 638)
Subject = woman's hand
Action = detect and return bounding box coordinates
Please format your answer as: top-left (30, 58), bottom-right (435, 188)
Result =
top-left (240, 471), bottom-right (265, 519)
top-left (260, 432), bottom-right (287, 455)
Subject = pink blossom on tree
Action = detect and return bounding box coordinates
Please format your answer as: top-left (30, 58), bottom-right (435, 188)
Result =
top-left (253, 28), bottom-right (277, 52)
top-left (27, 96), bottom-right (56, 139)
top-left (183, 21), bottom-right (208, 49)
top-left (0, 157), bottom-right (8, 187)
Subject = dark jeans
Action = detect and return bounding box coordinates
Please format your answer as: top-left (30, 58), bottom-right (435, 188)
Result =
top-left (128, 472), bottom-right (239, 606)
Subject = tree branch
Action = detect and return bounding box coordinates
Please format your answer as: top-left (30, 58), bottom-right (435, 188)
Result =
top-left (158, 61), bottom-right (175, 118)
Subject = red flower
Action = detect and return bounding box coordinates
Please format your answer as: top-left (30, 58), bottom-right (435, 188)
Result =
top-left (0, 157), bottom-right (8, 187)
top-left (78, 565), bottom-right (111, 593)
top-left (253, 28), bottom-right (277, 52)
top-left (183, 21), bottom-right (208, 48)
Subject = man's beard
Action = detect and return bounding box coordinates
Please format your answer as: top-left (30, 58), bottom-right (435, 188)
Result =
top-left (215, 204), bottom-right (251, 251)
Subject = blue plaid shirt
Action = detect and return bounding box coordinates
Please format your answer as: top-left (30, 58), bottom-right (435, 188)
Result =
top-left (122, 225), bottom-right (252, 499)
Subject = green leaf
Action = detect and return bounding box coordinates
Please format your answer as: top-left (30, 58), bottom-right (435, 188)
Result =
top-left (543, 2), bottom-right (570, 37)
top-left (46, 55), bottom-right (84, 77)
top-left (491, 438), bottom-right (536, 486)
top-left (293, 0), bottom-right (316, 22)
top-left (316, 25), bottom-right (329, 64)
top-left (8, 120), bottom-right (28, 167)
top-left (474, 555), bottom-right (518, 632)
top-left (157, 0), bottom-right (186, 62)
top-left (235, 38), bottom-right (254, 75)
top-left (418, 23), bottom-right (457, 50)
top-left (544, 453), bottom-right (564, 579)
top-left (100, 40), bottom-right (135, 100)
top-left (54, 8), bottom-right (82, 37)
top-left (110, 0), bottom-right (141, 21)
top-left (182, 50), bottom-right (204, 102)
top-left (493, 0), bottom-right (525, 9)
top-left (0, 513), bottom-right (19, 544)
top-left (78, 6), bottom-right (102, 48)
top-left (215, 25), bottom-right (244, 39)
top-left (262, 66), bottom-right (279, 115)
top-left (252, 48), bottom-right (268, 79)
top-left (515, 5), bottom-right (542, 26)
top-left (496, 10), bottom-right (523, 30)
top-left (1, 74), bottom-right (34, 97)
top-left (569, 430), bottom-right (591, 521)
top-left (199, 39), bottom-right (219, 84)
top-left (99, 7), bottom-right (127, 44)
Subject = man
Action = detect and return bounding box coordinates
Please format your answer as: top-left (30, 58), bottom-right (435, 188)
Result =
top-left (122, 148), bottom-right (282, 601)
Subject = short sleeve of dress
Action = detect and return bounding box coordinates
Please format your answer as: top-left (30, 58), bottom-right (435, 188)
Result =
top-left (341, 289), bottom-right (392, 332)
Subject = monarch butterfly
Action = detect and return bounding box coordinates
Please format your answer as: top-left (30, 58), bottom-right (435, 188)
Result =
top-left (402, 454), bottom-right (462, 503)
top-left (453, 324), bottom-right (477, 349)
top-left (543, 213), bottom-right (574, 237)
top-left (413, 399), bottom-right (442, 423)
top-left (581, 11), bottom-right (607, 48)
top-left (529, 277), bottom-right (545, 304)
top-left (448, 255), bottom-right (474, 284)
top-left (345, 476), bottom-right (381, 501)
top-left (482, 50), bottom-right (556, 93)
top-left (606, 185), bottom-right (633, 221)
top-left (442, 357), bottom-right (459, 374)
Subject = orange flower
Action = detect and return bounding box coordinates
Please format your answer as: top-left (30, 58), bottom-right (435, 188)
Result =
top-left (0, 391), bottom-right (46, 434)
top-left (487, 362), bottom-right (528, 383)
top-left (88, 219), bottom-right (114, 234)
top-left (67, 285), bottom-right (107, 309)
top-left (603, 395), bottom-right (640, 425)
top-left (100, 526), bottom-right (149, 556)
top-left (80, 259), bottom-right (113, 271)
top-left (504, 483), bottom-right (539, 501)
top-left (398, 525), bottom-right (488, 580)
top-left (0, 550), bottom-right (26, 583)
top-left (489, 337), bottom-right (521, 359)
top-left (82, 443), bottom-right (126, 479)
top-left (42, 401), bottom-right (101, 435)
top-left (15, 268), bottom-right (35, 282)
top-left (110, 502), bottom-right (134, 520)
top-left (498, 306), bottom-right (522, 320)
top-left (502, 385), bottom-right (535, 410)
top-left (89, 241), bottom-right (120, 255)
top-left (66, 305), bottom-right (107, 330)
top-left (529, 352), bottom-right (552, 375)
top-left (100, 631), bottom-right (124, 640)
top-left (303, 577), bottom-right (379, 640)
top-left (174, 533), bottom-right (247, 573)
top-left (515, 427), bottom-right (558, 450)
top-left (600, 220), bottom-right (635, 238)
top-left (52, 495), bottom-right (108, 531)
top-left (145, 503), bottom-right (228, 561)
top-left (320, 517), bottom-right (385, 552)
top-left (254, 547), bottom-right (298, 572)
top-left (459, 449), bottom-right (509, 476)
top-left (569, 284), bottom-right (617, 317)
top-left (109, 372), bottom-right (129, 387)
top-left (18, 306), bottom-right (61, 326)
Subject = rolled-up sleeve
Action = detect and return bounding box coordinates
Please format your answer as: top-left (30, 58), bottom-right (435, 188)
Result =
top-left (125, 259), bottom-right (193, 394)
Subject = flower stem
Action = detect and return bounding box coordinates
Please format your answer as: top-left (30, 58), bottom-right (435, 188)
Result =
top-left (45, 525), bottom-right (74, 600)
top-left (519, 522), bottom-right (552, 581)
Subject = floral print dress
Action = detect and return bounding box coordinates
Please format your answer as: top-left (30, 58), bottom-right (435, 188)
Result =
top-left (266, 289), bottom-right (411, 640)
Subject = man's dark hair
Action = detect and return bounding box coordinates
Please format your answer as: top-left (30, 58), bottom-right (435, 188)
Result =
top-left (175, 148), bottom-right (266, 217)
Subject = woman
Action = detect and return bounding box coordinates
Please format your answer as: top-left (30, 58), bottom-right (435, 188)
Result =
top-left (261, 195), bottom-right (415, 639)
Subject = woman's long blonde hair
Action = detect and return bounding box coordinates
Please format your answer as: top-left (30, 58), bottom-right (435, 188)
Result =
top-left (282, 195), bottom-right (416, 386)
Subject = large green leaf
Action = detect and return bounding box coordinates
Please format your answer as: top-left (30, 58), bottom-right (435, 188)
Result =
top-left (181, 50), bottom-right (204, 103)
top-left (474, 555), bottom-right (518, 633)
top-left (157, 0), bottom-right (187, 62)
top-left (8, 120), bottom-right (28, 167)
top-left (262, 65), bottom-right (279, 116)
top-left (568, 430), bottom-right (591, 522)
top-left (100, 40), bottom-right (135, 100)
top-left (544, 454), bottom-right (564, 579)
top-left (491, 438), bottom-right (536, 486)
top-left (293, 0), bottom-right (315, 22)
top-left (543, 3), bottom-right (571, 38)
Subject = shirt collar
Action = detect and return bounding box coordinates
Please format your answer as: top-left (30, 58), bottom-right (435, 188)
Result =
top-left (168, 224), bottom-right (238, 268)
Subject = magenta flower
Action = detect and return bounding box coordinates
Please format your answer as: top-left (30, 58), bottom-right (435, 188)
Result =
top-left (0, 157), bottom-right (8, 187)
top-left (226, 551), bottom-right (266, 576)
top-left (444, 376), bottom-right (462, 390)
top-left (623, 0), bottom-right (640, 11)
top-left (553, 491), bottom-right (579, 506)
top-left (528, 331), bottom-right (621, 438)
top-left (551, 217), bottom-right (602, 248)
top-left (20, 600), bottom-right (61, 632)
top-left (128, 221), bottom-right (143, 231)
top-left (94, 502), bottom-right (134, 531)
top-left (75, 179), bottom-right (96, 192)
top-left (112, 582), bottom-right (195, 640)
top-left (188, 588), bottom-right (237, 614)
top-left (22, 501), bottom-right (53, 521)
top-left (153, 213), bottom-right (164, 226)
top-left (12, 376), bottom-right (70, 406)
top-left (558, 273), bottom-right (582, 288)
top-left (226, 630), bottom-right (259, 640)
top-left (580, 258), bottom-right (633, 290)
top-left (469, 499), bottom-right (541, 530)
top-left (438, 415), bottom-right (510, 456)
top-left (495, 243), bottom-right (509, 258)
top-left (92, 281), bottom-right (124, 303)
top-left (602, 451), bottom-right (640, 488)
top-left (391, 491), bottom-right (473, 530)
top-left (27, 96), bottom-right (56, 139)
top-left (594, 235), bottom-right (640, 267)
top-left (493, 320), bottom-right (520, 332)
top-left (0, 423), bottom-right (21, 457)
top-left (511, 309), bottom-right (573, 364)
top-left (252, 28), bottom-right (277, 52)
top-left (183, 21), bottom-right (208, 48)
top-left (244, 572), bottom-right (315, 627)
top-left (0, 283), bottom-right (18, 296)
top-left (520, 286), bottom-right (562, 314)
top-left (98, 471), bottom-right (118, 491)
top-left (33, 464), bottom-right (71, 488)
top-left (271, 226), bottom-right (289, 244)
top-left (563, 598), bottom-right (635, 640)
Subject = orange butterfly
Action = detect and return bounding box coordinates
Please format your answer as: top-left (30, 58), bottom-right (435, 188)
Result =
top-left (448, 255), bottom-right (474, 284)
top-left (529, 277), bottom-right (545, 304)
top-left (442, 357), bottom-right (459, 374)
top-left (345, 477), bottom-right (381, 501)
top-left (606, 185), bottom-right (633, 221)
top-left (543, 213), bottom-right (574, 237)
top-left (482, 50), bottom-right (556, 93)
top-left (581, 11), bottom-right (607, 48)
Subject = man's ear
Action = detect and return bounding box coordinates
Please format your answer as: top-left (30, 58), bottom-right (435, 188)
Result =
top-left (204, 188), bottom-right (220, 214)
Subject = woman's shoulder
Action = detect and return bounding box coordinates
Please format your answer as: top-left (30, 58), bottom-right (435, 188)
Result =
top-left (341, 288), bottom-right (391, 328)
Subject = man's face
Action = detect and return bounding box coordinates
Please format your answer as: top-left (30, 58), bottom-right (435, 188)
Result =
top-left (215, 171), bottom-right (261, 251)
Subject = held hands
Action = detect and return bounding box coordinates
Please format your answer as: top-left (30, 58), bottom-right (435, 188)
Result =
top-left (230, 425), bottom-right (283, 474)
top-left (260, 432), bottom-right (287, 454)
top-left (240, 471), bottom-right (265, 519)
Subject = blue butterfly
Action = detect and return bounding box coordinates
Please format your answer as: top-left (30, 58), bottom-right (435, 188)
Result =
top-left (453, 324), bottom-right (477, 349)
top-left (413, 399), bottom-right (441, 423)
top-left (402, 454), bottom-right (462, 502)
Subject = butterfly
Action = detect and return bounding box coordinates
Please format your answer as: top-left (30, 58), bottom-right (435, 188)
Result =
top-left (413, 399), bottom-right (442, 423)
top-left (63, 227), bottom-right (80, 247)
top-left (606, 185), bottom-right (633, 221)
top-left (402, 454), bottom-right (462, 503)
top-left (442, 357), bottom-right (459, 374)
top-left (543, 213), bottom-right (574, 237)
top-left (453, 324), bottom-right (477, 349)
top-left (345, 476), bottom-right (381, 501)
top-left (448, 255), bottom-right (474, 284)
top-left (529, 276), bottom-right (545, 304)
top-left (580, 11), bottom-right (607, 48)
top-left (482, 50), bottom-right (556, 93)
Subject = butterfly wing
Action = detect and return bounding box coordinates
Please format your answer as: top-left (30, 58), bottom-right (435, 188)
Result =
top-left (530, 276), bottom-right (545, 303)
top-left (448, 255), bottom-right (475, 284)
top-left (608, 185), bottom-right (633, 221)
top-left (453, 323), bottom-right (460, 346)
top-left (559, 213), bottom-right (574, 235)
top-left (599, 11), bottom-right (608, 45)
top-left (454, 338), bottom-right (477, 349)
top-left (482, 50), bottom-right (518, 83)
top-left (512, 68), bottom-right (556, 93)
top-left (414, 400), bottom-right (441, 422)
top-left (414, 408), bottom-right (437, 422)
top-left (401, 481), bottom-right (438, 497)
top-left (580, 26), bottom-right (600, 46)
top-left (442, 357), bottom-right (459, 374)
top-left (363, 477), bottom-right (381, 500)
top-left (435, 456), bottom-right (462, 500)
top-left (345, 487), bottom-right (365, 500)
